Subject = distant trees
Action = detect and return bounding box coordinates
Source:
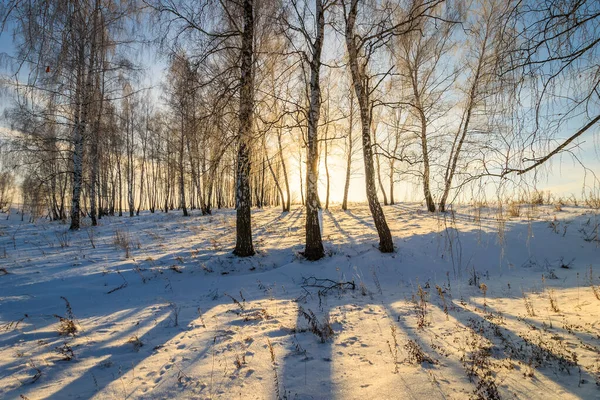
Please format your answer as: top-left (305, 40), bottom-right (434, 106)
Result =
top-left (0, 142), bottom-right (15, 212)
top-left (341, 89), bottom-right (359, 211)
top-left (165, 52), bottom-right (199, 217)
top-left (1, 0), bottom-right (138, 228)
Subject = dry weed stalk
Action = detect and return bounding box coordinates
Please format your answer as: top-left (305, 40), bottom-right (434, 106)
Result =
top-left (387, 324), bottom-right (400, 373)
top-left (413, 285), bottom-right (429, 329)
top-left (522, 291), bottom-right (536, 317)
top-left (54, 296), bottom-right (78, 336)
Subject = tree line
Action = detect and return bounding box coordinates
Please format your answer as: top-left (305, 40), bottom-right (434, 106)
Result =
top-left (0, 0), bottom-right (598, 260)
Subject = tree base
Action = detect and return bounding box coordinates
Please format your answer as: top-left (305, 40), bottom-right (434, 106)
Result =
top-left (233, 247), bottom-right (255, 257)
top-left (301, 248), bottom-right (325, 261)
top-left (378, 242), bottom-right (394, 253)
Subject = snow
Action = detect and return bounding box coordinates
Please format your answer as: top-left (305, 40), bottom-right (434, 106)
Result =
top-left (0, 204), bottom-right (599, 399)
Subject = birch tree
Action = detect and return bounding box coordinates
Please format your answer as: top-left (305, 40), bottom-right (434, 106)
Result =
top-left (438, 0), bottom-right (506, 211)
top-left (281, 0), bottom-right (334, 260)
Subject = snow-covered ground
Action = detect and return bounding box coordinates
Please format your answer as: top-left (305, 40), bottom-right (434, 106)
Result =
top-left (0, 203), bottom-right (599, 399)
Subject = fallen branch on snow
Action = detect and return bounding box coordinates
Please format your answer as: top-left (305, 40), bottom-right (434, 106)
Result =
top-left (301, 277), bottom-right (355, 295)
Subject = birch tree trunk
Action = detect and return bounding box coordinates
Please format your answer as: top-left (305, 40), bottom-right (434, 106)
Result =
top-left (233, 0), bottom-right (255, 257)
top-left (276, 128), bottom-right (291, 211)
top-left (179, 112), bottom-right (188, 216)
top-left (89, 2), bottom-right (103, 226)
top-left (439, 18), bottom-right (490, 212)
top-left (342, 91), bottom-right (354, 211)
top-left (389, 129), bottom-right (399, 205)
top-left (303, 0), bottom-right (326, 261)
top-left (344, 0), bottom-right (393, 252)
top-left (70, 4), bottom-right (96, 230)
top-left (416, 103), bottom-right (435, 212)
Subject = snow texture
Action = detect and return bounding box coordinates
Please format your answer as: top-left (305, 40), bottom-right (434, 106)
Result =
top-left (0, 204), bottom-right (599, 399)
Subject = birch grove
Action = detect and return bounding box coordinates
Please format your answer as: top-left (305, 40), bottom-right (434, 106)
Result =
top-left (0, 0), bottom-right (598, 257)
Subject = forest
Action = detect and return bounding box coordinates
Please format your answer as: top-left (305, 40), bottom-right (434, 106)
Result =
top-left (0, 0), bottom-right (599, 399)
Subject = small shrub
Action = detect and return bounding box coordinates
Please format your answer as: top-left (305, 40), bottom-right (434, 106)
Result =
top-left (234, 338), bottom-right (250, 369)
top-left (584, 191), bottom-right (600, 209)
top-left (55, 230), bottom-right (70, 248)
top-left (26, 360), bottom-right (42, 384)
top-left (531, 190), bottom-right (546, 205)
top-left (480, 283), bottom-right (488, 310)
top-left (54, 296), bottom-right (77, 336)
top-left (224, 292), bottom-right (246, 312)
top-left (55, 316), bottom-right (77, 336)
top-left (548, 289), bottom-right (560, 313)
top-left (2, 315), bottom-right (27, 331)
top-left (468, 267), bottom-right (480, 286)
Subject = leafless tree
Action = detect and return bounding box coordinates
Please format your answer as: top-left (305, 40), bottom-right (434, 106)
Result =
top-left (498, 0), bottom-right (600, 177)
top-left (393, 5), bottom-right (457, 212)
top-left (281, 0), bottom-right (335, 260)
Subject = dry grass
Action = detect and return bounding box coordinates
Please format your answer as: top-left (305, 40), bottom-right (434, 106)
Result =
top-left (413, 285), bottom-right (429, 329)
top-left (387, 325), bottom-right (400, 373)
top-left (589, 266), bottom-right (600, 301)
top-left (507, 201), bottom-right (521, 218)
top-left (584, 191), bottom-right (600, 209)
top-left (127, 335), bottom-right (144, 352)
top-left (404, 339), bottom-right (436, 365)
top-left (522, 291), bottom-right (536, 317)
top-left (548, 289), bottom-right (560, 313)
top-left (113, 229), bottom-right (132, 258)
top-left (298, 306), bottom-right (334, 343)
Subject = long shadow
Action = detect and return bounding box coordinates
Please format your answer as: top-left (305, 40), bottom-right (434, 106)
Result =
top-left (256, 207), bottom-right (302, 233)
top-left (3, 289), bottom-right (246, 399)
top-left (344, 210), bottom-right (377, 232)
top-left (326, 210), bottom-right (358, 247)
top-left (2, 205), bottom-right (598, 399)
top-left (1, 307), bottom-right (173, 399)
top-left (278, 281), bottom-right (334, 400)
top-left (381, 287), bottom-right (598, 399)
top-left (0, 307), bottom-right (144, 374)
